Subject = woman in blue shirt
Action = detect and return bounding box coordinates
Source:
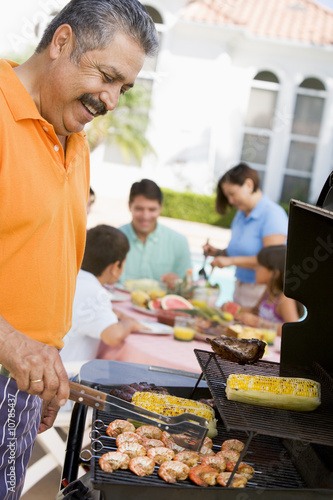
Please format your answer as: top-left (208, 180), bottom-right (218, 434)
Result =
top-left (204, 163), bottom-right (288, 308)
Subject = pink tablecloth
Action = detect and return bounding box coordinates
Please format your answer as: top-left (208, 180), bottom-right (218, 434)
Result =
top-left (96, 297), bottom-right (281, 372)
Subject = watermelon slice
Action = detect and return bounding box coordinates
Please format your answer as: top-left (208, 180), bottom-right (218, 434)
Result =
top-left (147, 299), bottom-right (162, 311)
top-left (223, 301), bottom-right (241, 317)
top-left (160, 294), bottom-right (194, 310)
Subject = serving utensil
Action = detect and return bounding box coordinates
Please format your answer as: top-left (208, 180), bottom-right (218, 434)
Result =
top-left (198, 238), bottom-right (209, 280)
top-left (68, 381), bottom-right (208, 451)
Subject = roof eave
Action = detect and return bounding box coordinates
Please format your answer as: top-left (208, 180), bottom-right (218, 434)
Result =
top-left (178, 17), bottom-right (333, 51)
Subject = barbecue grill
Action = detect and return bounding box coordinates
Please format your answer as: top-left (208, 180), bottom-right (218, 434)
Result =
top-left (59, 183), bottom-right (333, 499)
top-left (60, 355), bottom-right (333, 499)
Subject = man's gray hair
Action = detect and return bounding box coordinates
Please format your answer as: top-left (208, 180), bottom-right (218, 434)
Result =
top-left (35, 0), bottom-right (159, 62)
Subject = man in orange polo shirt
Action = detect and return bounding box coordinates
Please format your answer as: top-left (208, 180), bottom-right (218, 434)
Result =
top-left (0, 1), bottom-right (158, 497)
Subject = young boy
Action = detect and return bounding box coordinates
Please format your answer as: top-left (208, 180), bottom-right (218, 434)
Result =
top-left (60, 224), bottom-right (143, 364)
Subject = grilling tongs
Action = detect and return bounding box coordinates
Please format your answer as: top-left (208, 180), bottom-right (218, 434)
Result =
top-left (69, 381), bottom-right (208, 451)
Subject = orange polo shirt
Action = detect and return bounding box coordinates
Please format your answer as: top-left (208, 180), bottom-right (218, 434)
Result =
top-left (0, 59), bottom-right (90, 348)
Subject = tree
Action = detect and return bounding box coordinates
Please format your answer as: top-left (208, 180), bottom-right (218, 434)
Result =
top-left (86, 83), bottom-right (156, 165)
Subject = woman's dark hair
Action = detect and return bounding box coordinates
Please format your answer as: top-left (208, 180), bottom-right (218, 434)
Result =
top-left (129, 179), bottom-right (163, 205)
top-left (257, 245), bottom-right (304, 318)
top-left (216, 163), bottom-right (260, 215)
top-left (35, 0), bottom-right (159, 63)
top-left (82, 224), bottom-right (129, 277)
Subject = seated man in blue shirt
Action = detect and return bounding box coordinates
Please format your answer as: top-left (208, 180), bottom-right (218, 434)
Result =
top-left (119, 179), bottom-right (192, 289)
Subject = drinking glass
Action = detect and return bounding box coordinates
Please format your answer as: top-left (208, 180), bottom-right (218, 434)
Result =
top-left (173, 316), bottom-right (195, 342)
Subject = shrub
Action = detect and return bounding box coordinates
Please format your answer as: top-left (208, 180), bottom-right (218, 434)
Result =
top-left (161, 189), bottom-right (289, 228)
top-left (161, 189), bottom-right (236, 228)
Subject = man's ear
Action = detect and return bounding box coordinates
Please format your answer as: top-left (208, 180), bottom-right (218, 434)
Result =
top-left (49, 24), bottom-right (74, 60)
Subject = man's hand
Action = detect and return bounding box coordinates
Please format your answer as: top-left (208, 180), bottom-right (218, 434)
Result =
top-left (0, 316), bottom-right (69, 407)
top-left (160, 272), bottom-right (179, 289)
top-left (38, 397), bottom-right (61, 434)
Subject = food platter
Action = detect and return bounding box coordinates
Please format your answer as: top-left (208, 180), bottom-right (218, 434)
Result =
top-left (118, 278), bottom-right (166, 293)
top-left (133, 321), bottom-right (174, 335)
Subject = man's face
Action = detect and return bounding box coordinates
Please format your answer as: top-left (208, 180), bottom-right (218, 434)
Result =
top-left (129, 195), bottom-right (162, 238)
top-left (42, 29), bottom-right (145, 136)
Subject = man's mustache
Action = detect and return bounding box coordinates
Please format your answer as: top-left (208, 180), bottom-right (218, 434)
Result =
top-left (79, 93), bottom-right (107, 116)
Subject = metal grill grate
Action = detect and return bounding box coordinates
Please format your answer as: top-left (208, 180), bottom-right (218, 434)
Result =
top-left (194, 349), bottom-right (333, 446)
top-left (90, 388), bottom-right (305, 497)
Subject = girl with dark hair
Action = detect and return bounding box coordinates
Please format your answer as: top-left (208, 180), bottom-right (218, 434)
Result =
top-left (229, 245), bottom-right (303, 336)
top-left (204, 163), bottom-right (288, 308)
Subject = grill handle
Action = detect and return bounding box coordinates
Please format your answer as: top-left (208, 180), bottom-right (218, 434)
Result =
top-left (69, 382), bottom-right (108, 411)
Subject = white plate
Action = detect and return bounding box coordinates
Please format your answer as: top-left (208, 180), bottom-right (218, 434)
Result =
top-left (108, 292), bottom-right (130, 302)
top-left (113, 283), bottom-right (126, 291)
top-left (133, 321), bottom-right (174, 335)
top-left (131, 305), bottom-right (157, 316)
top-left (103, 286), bottom-right (130, 302)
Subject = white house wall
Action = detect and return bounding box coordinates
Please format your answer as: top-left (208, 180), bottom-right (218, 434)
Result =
top-left (90, 2), bottom-right (333, 203)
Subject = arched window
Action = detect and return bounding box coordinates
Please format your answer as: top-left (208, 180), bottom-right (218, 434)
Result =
top-left (280, 77), bottom-right (326, 203)
top-left (240, 70), bottom-right (280, 184)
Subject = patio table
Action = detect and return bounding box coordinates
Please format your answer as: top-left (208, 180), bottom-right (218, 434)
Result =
top-left (97, 293), bottom-right (281, 371)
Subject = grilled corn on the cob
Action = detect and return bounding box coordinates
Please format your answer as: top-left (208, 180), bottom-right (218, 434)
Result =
top-left (226, 374), bottom-right (321, 411)
top-left (132, 391), bottom-right (217, 437)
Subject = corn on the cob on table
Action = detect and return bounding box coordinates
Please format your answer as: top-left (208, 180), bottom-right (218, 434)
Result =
top-left (225, 374), bottom-right (321, 411)
top-left (132, 391), bottom-right (217, 437)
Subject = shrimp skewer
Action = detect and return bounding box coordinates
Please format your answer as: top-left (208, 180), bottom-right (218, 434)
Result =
top-left (147, 446), bottom-right (175, 465)
top-left (189, 465), bottom-right (218, 486)
top-left (218, 439), bottom-right (246, 466)
top-left (202, 436), bottom-right (213, 449)
top-left (106, 419), bottom-right (136, 437)
top-left (136, 425), bottom-right (163, 440)
top-left (158, 461), bottom-right (190, 483)
top-left (217, 471), bottom-right (248, 488)
top-left (174, 450), bottom-right (201, 468)
top-left (99, 451), bottom-right (130, 473)
top-left (117, 442), bottom-right (146, 459)
top-left (141, 437), bottom-right (164, 450)
top-left (221, 439), bottom-right (245, 453)
top-left (129, 456), bottom-right (155, 476)
top-left (116, 431), bottom-right (143, 447)
top-left (217, 449), bottom-right (240, 462)
top-left (226, 461), bottom-right (255, 479)
top-left (200, 445), bottom-right (215, 457)
top-left (201, 454), bottom-right (227, 472)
